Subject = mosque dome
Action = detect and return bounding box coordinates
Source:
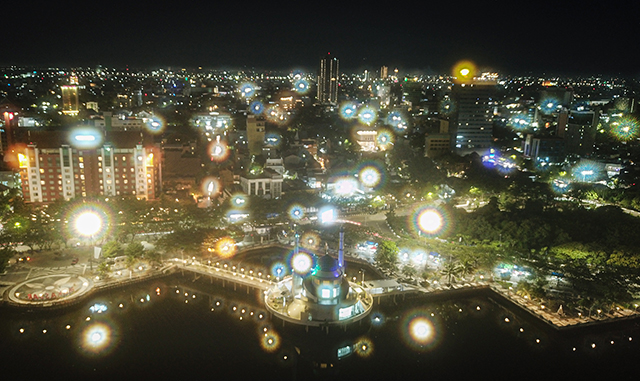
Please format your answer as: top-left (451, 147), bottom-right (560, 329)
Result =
top-left (318, 254), bottom-right (339, 273)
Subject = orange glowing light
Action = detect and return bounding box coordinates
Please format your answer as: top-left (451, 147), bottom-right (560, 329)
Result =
top-left (452, 60), bottom-right (477, 83)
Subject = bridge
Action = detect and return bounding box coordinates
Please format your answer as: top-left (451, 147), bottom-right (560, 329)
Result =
top-left (174, 260), bottom-right (274, 294)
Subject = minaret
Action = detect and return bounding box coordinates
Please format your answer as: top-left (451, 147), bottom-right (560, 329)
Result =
top-left (292, 229), bottom-right (301, 296)
top-left (338, 226), bottom-right (345, 269)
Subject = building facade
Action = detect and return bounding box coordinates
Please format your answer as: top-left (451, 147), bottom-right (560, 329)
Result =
top-left (563, 110), bottom-right (599, 156)
top-left (424, 133), bottom-right (451, 158)
top-left (239, 169), bottom-right (282, 199)
top-left (317, 53), bottom-right (339, 105)
top-left (246, 115), bottom-right (266, 156)
top-left (17, 130), bottom-right (161, 203)
top-left (523, 134), bottom-right (566, 164)
top-left (451, 81), bottom-right (496, 155)
top-left (61, 85), bottom-right (79, 116)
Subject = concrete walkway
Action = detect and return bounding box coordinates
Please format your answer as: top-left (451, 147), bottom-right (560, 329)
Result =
top-left (488, 284), bottom-right (640, 329)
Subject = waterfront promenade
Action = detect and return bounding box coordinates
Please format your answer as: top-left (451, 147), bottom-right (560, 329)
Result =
top-left (2, 243), bottom-right (639, 330)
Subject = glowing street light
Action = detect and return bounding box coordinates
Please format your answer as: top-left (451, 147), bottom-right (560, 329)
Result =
top-left (75, 211), bottom-right (102, 237)
top-left (417, 208), bottom-right (443, 234)
top-left (291, 252), bottom-right (313, 275)
top-left (74, 209), bottom-right (105, 271)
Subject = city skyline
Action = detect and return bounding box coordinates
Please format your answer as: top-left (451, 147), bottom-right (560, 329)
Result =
top-left (3, 2), bottom-right (639, 76)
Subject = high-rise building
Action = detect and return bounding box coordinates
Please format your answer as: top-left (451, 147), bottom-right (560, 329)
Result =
top-left (523, 134), bottom-right (566, 164)
top-left (380, 66), bottom-right (388, 79)
top-left (61, 85), bottom-right (79, 116)
top-left (317, 53), bottom-right (339, 105)
top-left (246, 115), bottom-right (266, 156)
top-left (16, 130), bottom-right (161, 203)
top-left (451, 80), bottom-right (496, 155)
top-left (424, 119), bottom-right (451, 158)
top-left (563, 110), bottom-right (599, 156)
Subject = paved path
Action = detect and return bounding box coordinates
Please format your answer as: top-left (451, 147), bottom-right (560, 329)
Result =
top-left (489, 284), bottom-right (640, 329)
top-left (175, 261), bottom-right (274, 291)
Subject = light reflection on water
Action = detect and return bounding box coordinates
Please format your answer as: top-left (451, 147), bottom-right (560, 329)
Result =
top-left (1, 274), bottom-right (638, 379)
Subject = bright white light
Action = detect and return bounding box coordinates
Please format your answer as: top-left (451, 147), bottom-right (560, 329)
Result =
top-left (82, 323), bottom-right (110, 352)
top-left (292, 253), bottom-right (312, 274)
top-left (89, 303), bottom-right (108, 313)
top-left (335, 178), bottom-right (358, 195)
top-left (75, 135), bottom-right (96, 141)
top-left (76, 212), bottom-right (102, 236)
top-left (320, 208), bottom-right (336, 224)
top-left (410, 317), bottom-right (434, 343)
top-left (359, 167), bottom-right (381, 188)
top-left (418, 209), bottom-right (443, 234)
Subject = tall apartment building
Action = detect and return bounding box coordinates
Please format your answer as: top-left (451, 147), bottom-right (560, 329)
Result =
top-left (61, 85), bottom-right (79, 116)
top-left (424, 119), bottom-right (451, 158)
top-left (246, 115), bottom-right (266, 156)
top-left (317, 53), bottom-right (339, 105)
top-left (451, 80), bottom-right (496, 155)
top-left (380, 66), bottom-right (388, 80)
top-left (562, 110), bottom-right (599, 156)
top-left (16, 130), bottom-right (161, 203)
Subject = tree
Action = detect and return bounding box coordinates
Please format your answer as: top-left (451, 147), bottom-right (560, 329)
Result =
top-left (440, 260), bottom-right (462, 286)
top-left (375, 240), bottom-right (399, 272)
top-left (402, 265), bottom-right (417, 280)
top-left (102, 241), bottom-right (122, 258)
top-left (96, 262), bottom-right (110, 279)
top-left (144, 250), bottom-right (162, 265)
top-left (0, 246), bottom-right (14, 273)
top-left (460, 258), bottom-right (478, 280)
top-left (125, 242), bottom-right (145, 260)
top-left (156, 228), bottom-right (208, 255)
top-left (112, 197), bottom-right (149, 243)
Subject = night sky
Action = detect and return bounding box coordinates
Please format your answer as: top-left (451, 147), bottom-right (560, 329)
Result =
top-left (4, 2), bottom-right (639, 76)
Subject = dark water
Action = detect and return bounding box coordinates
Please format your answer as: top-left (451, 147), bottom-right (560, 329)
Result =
top-left (2, 274), bottom-right (639, 380)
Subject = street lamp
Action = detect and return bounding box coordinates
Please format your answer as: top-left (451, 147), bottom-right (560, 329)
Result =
top-left (75, 211), bottom-right (102, 238)
top-left (75, 210), bottom-right (104, 271)
top-left (418, 209), bottom-right (443, 234)
top-left (581, 170), bottom-right (593, 183)
top-left (414, 207), bottom-right (445, 248)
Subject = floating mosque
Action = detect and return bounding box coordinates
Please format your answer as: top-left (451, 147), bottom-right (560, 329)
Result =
top-left (264, 228), bottom-right (373, 326)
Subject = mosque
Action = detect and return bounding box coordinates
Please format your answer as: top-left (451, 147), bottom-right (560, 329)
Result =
top-left (264, 228), bottom-right (373, 326)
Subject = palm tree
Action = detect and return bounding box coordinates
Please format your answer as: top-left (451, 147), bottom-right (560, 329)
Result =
top-left (460, 259), bottom-right (478, 281)
top-left (516, 281), bottom-right (532, 300)
top-left (441, 261), bottom-right (462, 286)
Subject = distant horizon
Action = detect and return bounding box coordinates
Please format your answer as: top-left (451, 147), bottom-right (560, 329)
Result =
top-left (4, 2), bottom-right (639, 79)
top-left (0, 63), bottom-right (636, 79)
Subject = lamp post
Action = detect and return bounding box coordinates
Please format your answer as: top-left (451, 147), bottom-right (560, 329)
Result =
top-left (75, 211), bottom-right (103, 271)
top-left (416, 207), bottom-right (444, 248)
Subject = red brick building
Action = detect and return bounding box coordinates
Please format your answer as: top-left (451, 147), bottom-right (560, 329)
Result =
top-left (17, 129), bottom-right (161, 203)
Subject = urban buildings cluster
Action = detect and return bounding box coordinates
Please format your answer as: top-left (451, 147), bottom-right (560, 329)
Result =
top-left (0, 56), bottom-right (638, 206)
